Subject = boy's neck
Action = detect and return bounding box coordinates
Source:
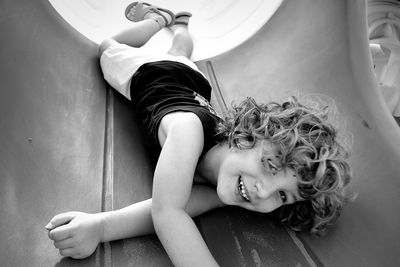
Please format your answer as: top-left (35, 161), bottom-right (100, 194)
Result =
top-left (196, 142), bottom-right (230, 185)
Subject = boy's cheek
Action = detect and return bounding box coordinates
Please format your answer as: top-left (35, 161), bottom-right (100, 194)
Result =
top-left (216, 184), bottom-right (232, 205)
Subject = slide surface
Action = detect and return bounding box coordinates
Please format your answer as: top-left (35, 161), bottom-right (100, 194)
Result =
top-left (47, 0), bottom-right (283, 61)
top-left (202, 0), bottom-right (400, 266)
top-left (1, 0), bottom-right (399, 266)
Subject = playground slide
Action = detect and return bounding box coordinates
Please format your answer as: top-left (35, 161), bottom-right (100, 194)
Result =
top-left (199, 0), bottom-right (400, 266)
top-left (47, 0), bottom-right (283, 61)
top-left (0, 0), bottom-right (399, 266)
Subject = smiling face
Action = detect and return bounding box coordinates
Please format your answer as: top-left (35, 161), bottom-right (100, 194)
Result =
top-left (216, 141), bottom-right (302, 213)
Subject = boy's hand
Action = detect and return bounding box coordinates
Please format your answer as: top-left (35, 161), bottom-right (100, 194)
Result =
top-left (45, 211), bottom-right (104, 259)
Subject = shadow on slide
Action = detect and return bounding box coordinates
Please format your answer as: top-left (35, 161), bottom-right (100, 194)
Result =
top-left (0, 0), bottom-right (399, 266)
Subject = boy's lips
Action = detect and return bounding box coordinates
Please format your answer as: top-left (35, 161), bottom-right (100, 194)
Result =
top-left (238, 176), bottom-right (250, 202)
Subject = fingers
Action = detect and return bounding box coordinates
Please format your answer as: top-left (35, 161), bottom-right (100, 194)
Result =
top-left (59, 247), bottom-right (79, 258)
top-left (56, 241), bottom-right (93, 259)
top-left (45, 211), bottom-right (80, 230)
top-left (53, 237), bottom-right (74, 250)
top-left (48, 223), bottom-right (74, 241)
top-left (53, 236), bottom-right (88, 259)
top-left (46, 211), bottom-right (100, 260)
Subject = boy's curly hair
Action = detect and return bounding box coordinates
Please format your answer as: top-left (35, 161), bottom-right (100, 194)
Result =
top-left (215, 96), bottom-right (352, 235)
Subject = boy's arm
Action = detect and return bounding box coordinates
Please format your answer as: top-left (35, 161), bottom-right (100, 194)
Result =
top-left (152, 113), bottom-right (220, 267)
top-left (101, 184), bottom-right (223, 241)
top-left (46, 184), bottom-right (223, 259)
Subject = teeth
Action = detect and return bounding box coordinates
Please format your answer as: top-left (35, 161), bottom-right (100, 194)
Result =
top-left (238, 177), bottom-right (250, 202)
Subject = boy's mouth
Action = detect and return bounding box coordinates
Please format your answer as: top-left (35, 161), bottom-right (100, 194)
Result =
top-left (238, 176), bottom-right (250, 202)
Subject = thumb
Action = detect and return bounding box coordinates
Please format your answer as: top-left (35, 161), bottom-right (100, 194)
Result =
top-left (45, 211), bottom-right (81, 230)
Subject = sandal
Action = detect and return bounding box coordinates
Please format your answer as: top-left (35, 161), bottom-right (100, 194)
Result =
top-left (125, 1), bottom-right (175, 27)
top-left (174, 11), bottom-right (192, 26)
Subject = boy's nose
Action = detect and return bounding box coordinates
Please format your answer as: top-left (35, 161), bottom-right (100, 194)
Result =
top-left (254, 180), bottom-right (276, 200)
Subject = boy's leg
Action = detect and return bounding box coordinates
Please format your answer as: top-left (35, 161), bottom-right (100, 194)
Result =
top-left (111, 20), bottom-right (161, 48)
top-left (99, 3), bottom-right (175, 55)
top-left (167, 12), bottom-right (193, 59)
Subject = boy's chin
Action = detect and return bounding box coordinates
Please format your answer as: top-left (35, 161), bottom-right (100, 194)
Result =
top-left (216, 186), bottom-right (233, 205)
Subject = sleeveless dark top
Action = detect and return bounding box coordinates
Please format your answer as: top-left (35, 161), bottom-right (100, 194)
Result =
top-left (129, 60), bottom-right (221, 157)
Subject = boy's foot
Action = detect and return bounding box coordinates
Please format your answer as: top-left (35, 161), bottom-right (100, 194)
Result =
top-left (125, 2), bottom-right (175, 28)
top-left (174, 11), bottom-right (192, 27)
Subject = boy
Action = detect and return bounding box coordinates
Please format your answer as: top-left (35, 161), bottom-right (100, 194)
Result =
top-left (46, 2), bottom-right (352, 266)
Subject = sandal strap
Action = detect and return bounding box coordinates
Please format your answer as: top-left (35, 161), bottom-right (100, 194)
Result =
top-left (174, 11), bottom-right (192, 26)
top-left (125, 1), bottom-right (175, 27)
top-left (147, 7), bottom-right (175, 27)
top-left (175, 11), bottom-right (192, 18)
top-left (125, 1), bottom-right (151, 22)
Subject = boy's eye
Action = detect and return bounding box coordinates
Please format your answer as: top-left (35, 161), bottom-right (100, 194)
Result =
top-left (279, 191), bottom-right (287, 203)
top-left (267, 159), bottom-right (278, 173)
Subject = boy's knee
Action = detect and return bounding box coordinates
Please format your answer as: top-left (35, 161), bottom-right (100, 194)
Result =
top-left (98, 39), bottom-right (117, 57)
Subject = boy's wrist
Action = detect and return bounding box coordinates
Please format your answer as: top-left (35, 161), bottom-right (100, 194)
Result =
top-left (96, 212), bottom-right (106, 243)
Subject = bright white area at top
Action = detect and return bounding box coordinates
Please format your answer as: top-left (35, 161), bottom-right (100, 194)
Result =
top-left (48, 0), bottom-right (282, 61)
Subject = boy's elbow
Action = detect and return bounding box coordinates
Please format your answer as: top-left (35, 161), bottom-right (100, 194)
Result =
top-left (151, 205), bottom-right (171, 231)
top-left (151, 203), bottom-right (184, 224)
top-left (151, 200), bottom-right (164, 218)
top-left (151, 201), bottom-right (170, 218)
